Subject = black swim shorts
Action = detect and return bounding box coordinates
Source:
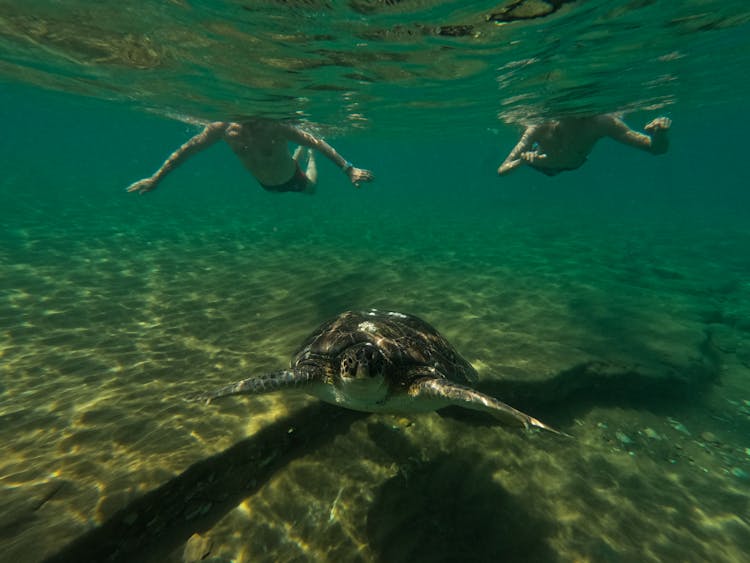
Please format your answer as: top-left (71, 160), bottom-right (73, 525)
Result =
top-left (259, 164), bottom-right (311, 193)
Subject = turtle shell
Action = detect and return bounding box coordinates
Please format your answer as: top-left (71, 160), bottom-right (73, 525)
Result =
top-left (291, 309), bottom-right (478, 388)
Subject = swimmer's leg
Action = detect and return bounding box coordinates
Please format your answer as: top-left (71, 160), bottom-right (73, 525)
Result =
top-left (292, 145), bottom-right (304, 163)
top-left (304, 149), bottom-right (318, 185)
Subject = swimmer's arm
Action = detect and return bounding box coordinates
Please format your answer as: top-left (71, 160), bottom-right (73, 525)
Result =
top-left (282, 125), bottom-right (374, 187)
top-left (126, 122), bottom-right (227, 194)
top-left (605, 116), bottom-right (671, 155)
top-left (498, 126), bottom-right (538, 175)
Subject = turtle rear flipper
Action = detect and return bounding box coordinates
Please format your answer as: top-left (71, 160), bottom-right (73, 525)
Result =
top-left (409, 378), bottom-right (560, 434)
top-left (189, 369), bottom-right (316, 403)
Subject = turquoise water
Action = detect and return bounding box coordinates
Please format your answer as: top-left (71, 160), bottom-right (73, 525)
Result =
top-left (2, 2), bottom-right (750, 562)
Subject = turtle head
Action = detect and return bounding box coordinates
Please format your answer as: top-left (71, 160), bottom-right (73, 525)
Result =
top-left (336, 343), bottom-right (388, 402)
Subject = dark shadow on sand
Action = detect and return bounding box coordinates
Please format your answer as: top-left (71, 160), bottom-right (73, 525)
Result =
top-left (43, 403), bottom-right (368, 563)
top-left (446, 328), bottom-right (722, 430)
top-left (365, 421), bottom-right (558, 563)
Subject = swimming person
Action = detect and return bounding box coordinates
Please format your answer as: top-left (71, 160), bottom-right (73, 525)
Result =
top-left (126, 119), bottom-right (374, 194)
top-left (497, 114), bottom-right (671, 177)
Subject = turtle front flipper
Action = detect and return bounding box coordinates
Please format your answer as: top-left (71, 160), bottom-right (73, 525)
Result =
top-left (190, 369), bottom-right (316, 403)
top-left (409, 379), bottom-right (560, 434)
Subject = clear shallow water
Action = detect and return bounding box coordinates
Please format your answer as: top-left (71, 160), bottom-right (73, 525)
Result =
top-left (2, 2), bottom-right (750, 562)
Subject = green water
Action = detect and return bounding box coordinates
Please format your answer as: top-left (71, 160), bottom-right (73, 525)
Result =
top-left (2, 2), bottom-right (750, 562)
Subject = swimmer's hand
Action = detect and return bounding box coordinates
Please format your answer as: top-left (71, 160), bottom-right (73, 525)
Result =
top-left (644, 117), bottom-right (671, 133)
top-left (520, 150), bottom-right (547, 164)
top-left (498, 150), bottom-right (547, 175)
top-left (645, 117), bottom-right (671, 154)
top-left (347, 167), bottom-right (374, 188)
top-left (497, 158), bottom-right (523, 175)
top-left (126, 177), bottom-right (158, 194)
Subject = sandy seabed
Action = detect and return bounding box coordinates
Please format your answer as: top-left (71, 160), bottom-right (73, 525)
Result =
top-left (1, 193), bottom-right (749, 562)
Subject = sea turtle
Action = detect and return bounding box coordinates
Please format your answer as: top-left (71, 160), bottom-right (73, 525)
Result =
top-left (194, 309), bottom-right (556, 433)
